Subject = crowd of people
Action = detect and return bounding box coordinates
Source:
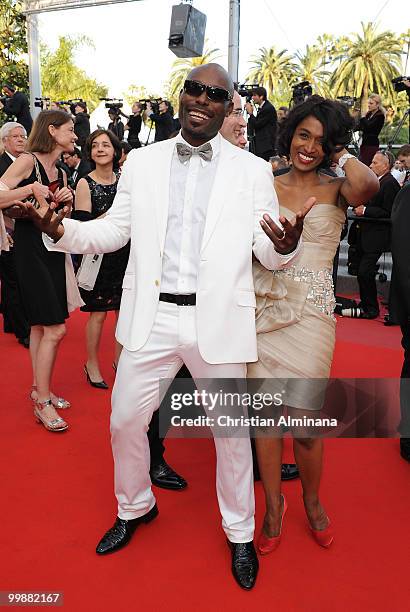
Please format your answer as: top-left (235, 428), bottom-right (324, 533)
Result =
top-left (0, 67), bottom-right (409, 591)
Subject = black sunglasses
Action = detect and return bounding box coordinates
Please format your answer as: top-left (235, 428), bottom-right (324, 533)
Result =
top-left (183, 79), bottom-right (232, 102)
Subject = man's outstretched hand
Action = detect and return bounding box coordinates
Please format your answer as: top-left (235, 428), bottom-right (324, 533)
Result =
top-left (26, 186), bottom-right (68, 242)
top-left (260, 196), bottom-right (316, 254)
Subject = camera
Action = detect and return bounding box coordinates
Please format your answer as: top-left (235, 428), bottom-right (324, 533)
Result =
top-left (100, 98), bottom-right (124, 114)
top-left (236, 84), bottom-right (259, 103)
top-left (340, 307), bottom-right (362, 318)
top-left (392, 76), bottom-right (410, 94)
top-left (139, 98), bottom-right (162, 114)
top-left (57, 99), bottom-right (85, 115)
top-left (291, 81), bottom-right (312, 106)
top-left (34, 97), bottom-right (50, 110)
top-left (337, 96), bottom-right (358, 108)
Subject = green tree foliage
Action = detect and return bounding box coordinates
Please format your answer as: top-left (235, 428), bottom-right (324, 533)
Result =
top-left (123, 84), bottom-right (161, 106)
top-left (330, 22), bottom-right (402, 114)
top-left (0, 0), bottom-right (28, 90)
top-left (246, 46), bottom-right (297, 107)
top-left (295, 44), bottom-right (330, 98)
top-left (41, 36), bottom-right (108, 113)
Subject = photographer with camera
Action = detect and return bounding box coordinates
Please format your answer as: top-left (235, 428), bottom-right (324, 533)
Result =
top-left (73, 101), bottom-right (90, 149)
top-left (123, 102), bottom-right (142, 149)
top-left (108, 108), bottom-right (125, 141)
top-left (146, 99), bottom-right (174, 142)
top-left (0, 84), bottom-right (33, 135)
top-left (245, 87), bottom-right (278, 161)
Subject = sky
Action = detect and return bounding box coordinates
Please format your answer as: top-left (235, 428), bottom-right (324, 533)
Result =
top-left (37, 0), bottom-right (407, 99)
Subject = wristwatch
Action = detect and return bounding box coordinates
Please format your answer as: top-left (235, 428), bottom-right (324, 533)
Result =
top-left (338, 153), bottom-right (355, 168)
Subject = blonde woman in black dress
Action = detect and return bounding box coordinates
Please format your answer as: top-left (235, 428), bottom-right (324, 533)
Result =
top-left (1, 110), bottom-right (78, 432)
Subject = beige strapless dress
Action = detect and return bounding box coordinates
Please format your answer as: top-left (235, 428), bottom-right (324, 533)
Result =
top-left (248, 204), bottom-right (345, 409)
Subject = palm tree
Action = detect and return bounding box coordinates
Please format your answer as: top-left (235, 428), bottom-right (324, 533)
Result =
top-left (315, 33), bottom-right (337, 69)
top-left (165, 45), bottom-right (221, 111)
top-left (41, 36), bottom-right (108, 112)
top-left (295, 44), bottom-right (331, 97)
top-left (330, 22), bottom-right (403, 114)
top-left (246, 46), bottom-right (297, 106)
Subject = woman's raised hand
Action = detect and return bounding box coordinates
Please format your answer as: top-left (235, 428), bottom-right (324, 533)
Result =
top-left (260, 196), bottom-right (316, 254)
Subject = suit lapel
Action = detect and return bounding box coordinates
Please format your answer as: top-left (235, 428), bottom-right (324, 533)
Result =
top-left (200, 138), bottom-right (237, 253)
top-left (154, 138), bottom-right (177, 251)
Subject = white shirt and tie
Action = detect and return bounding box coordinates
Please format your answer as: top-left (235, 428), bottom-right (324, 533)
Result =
top-left (161, 133), bottom-right (220, 294)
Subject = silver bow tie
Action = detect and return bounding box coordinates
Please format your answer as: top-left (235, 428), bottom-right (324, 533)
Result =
top-left (176, 142), bottom-right (213, 163)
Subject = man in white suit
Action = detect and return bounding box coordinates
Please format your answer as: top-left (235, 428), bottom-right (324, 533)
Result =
top-left (30, 64), bottom-right (313, 590)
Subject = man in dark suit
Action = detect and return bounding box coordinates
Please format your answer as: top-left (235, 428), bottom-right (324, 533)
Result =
top-left (391, 183), bottom-right (410, 461)
top-left (62, 147), bottom-right (91, 189)
top-left (354, 150), bottom-right (400, 318)
top-left (0, 84), bottom-right (33, 135)
top-left (0, 122), bottom-right (30, 347)
top-left (245, 86), bottom-right (277, 161)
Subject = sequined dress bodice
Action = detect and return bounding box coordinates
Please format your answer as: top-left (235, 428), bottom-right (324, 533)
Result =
top-left (85, 174), bottom-right (119, 218)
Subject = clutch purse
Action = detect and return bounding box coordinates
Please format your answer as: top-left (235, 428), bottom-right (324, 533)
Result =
top-left (76, 253), bottom-right (104, 291)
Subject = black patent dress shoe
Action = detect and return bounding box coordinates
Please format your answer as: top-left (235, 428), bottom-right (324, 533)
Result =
top-left (227, 540), bottom-right (259, 590)
top-left (150, 460), bottom-right (187, 490)
top-left (281, 463), bottom-right (299, 481)
top-left (96, 504), bottom-right (159, 554)
top-left (400, 438), bottom-right (410, 463)
top-left (84, 365), bottom-right (109, 390)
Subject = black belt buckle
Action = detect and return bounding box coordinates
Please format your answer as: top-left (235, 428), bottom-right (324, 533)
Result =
top-left (178, 294), bottom-right (196, 306)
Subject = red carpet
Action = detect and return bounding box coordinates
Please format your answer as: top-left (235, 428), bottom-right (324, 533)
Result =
top-left (1, 310), bottom-right (409, 611)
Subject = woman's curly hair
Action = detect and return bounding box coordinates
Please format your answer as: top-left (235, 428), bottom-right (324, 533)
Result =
top-left (277, 95), bottom-right (355, 169)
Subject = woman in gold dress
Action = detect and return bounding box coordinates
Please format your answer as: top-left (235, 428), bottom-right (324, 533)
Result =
top-left (248, 96), bottom-right (379, 552)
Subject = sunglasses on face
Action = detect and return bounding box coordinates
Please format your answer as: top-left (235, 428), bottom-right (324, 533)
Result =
top-left (183, 79), bottom-right (233, 102)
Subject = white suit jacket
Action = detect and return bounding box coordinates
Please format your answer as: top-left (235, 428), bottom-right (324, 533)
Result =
top-left (46, 135), bottom-right (300, 363)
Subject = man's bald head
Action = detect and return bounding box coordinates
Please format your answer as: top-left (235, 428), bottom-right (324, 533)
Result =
top-left (187, 63), bottom-right (234, 97)
top-left (179, 63), bottom-right (234, 146)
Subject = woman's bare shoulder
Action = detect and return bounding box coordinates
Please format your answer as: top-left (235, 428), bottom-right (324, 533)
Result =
top-left (13, 152), bottom-right (35, 169)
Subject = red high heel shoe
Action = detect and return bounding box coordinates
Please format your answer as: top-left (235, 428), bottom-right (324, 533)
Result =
top-left (309, 517), bottom-right (334, 548)
top-left (257, 495), bottom-right (288, 555)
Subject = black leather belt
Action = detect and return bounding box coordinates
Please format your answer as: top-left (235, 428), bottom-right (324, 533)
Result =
top-left (159, 293), bottom-right (196, 306)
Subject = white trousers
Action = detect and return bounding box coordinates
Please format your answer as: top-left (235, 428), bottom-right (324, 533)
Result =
top-left (111, 301), bottom-right (255, 543)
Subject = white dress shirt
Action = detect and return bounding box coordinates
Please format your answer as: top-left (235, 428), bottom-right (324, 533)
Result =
top-left (160, 132), bottom-right (221, 294)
